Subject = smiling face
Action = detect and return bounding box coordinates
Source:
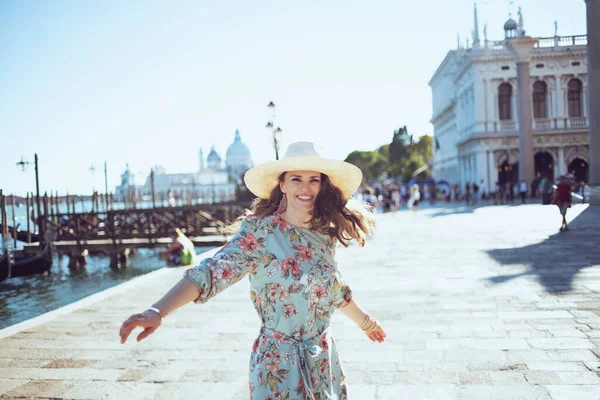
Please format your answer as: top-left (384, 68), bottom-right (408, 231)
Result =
top-left (279, 170), bottom-right (322, 215)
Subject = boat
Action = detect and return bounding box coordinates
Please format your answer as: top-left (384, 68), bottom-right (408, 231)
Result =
top-left (5, 244), bottom-right (53, 279)
top-left (0, 224), bottom-right (40, 243)
top-left (0, 250), bottom-right (10, 282)
top-left (10, 244), bottom-right (53, 278)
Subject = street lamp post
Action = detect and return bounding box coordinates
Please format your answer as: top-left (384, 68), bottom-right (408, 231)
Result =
top-left (266, 101), bottom-right (283, 160)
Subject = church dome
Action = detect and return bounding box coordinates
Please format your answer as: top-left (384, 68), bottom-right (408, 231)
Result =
top-left (207, 146), bottom-right (221, 162)
top-left (504, 17), bottom-right (518, 32)
top-left (226, 129), bottom-right (251, 160)
top-left (207, 145), bottom-right (222, 170)
top-left (225, 129), bottom-right (253, 178)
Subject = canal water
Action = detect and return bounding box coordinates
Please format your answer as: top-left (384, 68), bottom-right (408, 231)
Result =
top-left (0, 245), bottom-right (213, 330)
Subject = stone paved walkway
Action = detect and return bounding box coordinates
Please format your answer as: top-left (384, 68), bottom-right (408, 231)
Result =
top-left (1, 203), bottom-right (600, 399)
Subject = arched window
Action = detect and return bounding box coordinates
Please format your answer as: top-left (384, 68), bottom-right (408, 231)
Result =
top-left (568, 78), bottom-right (583, 117)
top-left (532, 81), bottom-right (547, 118)
top-left (498, 83), bottom-right (513, 120)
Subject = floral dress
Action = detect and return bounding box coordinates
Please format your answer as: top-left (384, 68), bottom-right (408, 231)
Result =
top-left (184, 214), bottom-right (352, 400)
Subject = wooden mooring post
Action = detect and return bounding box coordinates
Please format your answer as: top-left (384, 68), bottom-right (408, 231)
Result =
top-left (11, 195), bottom-right (17, 248)
top-left (26, 193), bottom-right (31, 243)
top-left (0, 191), bottom-right (7, 238)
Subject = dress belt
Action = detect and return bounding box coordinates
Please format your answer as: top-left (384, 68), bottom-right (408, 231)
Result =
top-left (260, 326), bottom-right (329, 399)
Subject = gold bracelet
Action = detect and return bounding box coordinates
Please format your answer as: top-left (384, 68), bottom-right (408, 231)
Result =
top-left (362, 319), bottom-right (374, 332)
top-left (364, 320), bottom-right (379, 333)
top-left (359, 314), bottom-right (370, 330)
top-left (359, 315), bottom-right (373, 330)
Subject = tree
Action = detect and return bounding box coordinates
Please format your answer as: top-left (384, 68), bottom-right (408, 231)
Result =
top-left (344, 126), bottom-right (433, 184)
top-left (345, 151), bottom-right (389, 183)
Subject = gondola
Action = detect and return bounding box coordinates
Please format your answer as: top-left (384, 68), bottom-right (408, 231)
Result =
top-left (0, 250), bottom-right (10, 282)
top-left (0, 224), bottom-right (40, 243)
top-left (8, 244), bottom-right (53, 279)
top-left (10, 244), bottom-right (52, 278)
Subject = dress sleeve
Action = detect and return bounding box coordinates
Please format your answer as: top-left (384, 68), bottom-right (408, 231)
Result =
top-left (332, 267), bottom-right (353, 308)
top-left (183, 216), bottom-right (268, 304)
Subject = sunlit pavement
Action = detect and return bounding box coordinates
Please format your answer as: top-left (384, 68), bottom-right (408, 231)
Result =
top-left (1, 203), bottom-right (599, 399)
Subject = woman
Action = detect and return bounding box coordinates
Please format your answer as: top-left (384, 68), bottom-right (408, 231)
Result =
top-left (553, 175), bottom-right (572, 231)
top-left (119, 142), bottom-right (386, 399)
top-left (408, 184), bottom-right (421, 212)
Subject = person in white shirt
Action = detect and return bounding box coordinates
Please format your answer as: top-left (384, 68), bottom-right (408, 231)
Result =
top-left (519, 180), bottom-right (528, 204)
top-left (408, 184), bottom-right (421, 212)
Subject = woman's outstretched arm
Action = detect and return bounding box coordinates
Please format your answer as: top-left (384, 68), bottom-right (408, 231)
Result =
top-left (339, 298), bottom-right (386, 343)
top-left (119, 278), bottom-right (200, 344)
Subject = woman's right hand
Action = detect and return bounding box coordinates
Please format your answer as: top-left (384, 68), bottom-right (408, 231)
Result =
top-left (119, 310), bottom-right (162, 344)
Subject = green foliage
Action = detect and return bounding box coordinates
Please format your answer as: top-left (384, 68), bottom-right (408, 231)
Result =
top-left (344, 150), bottom-right (389, 182)
top-left (345, 126), bottom-right (433, 184)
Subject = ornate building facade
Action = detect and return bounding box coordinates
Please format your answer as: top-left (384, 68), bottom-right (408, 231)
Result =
top-left (429, 6), bottom-right (590, 193)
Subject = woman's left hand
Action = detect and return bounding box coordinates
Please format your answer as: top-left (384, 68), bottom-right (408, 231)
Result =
top-left (365, 322), bottom-right (386, 343)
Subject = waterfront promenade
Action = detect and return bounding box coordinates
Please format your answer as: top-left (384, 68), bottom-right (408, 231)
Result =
top-left (1, 203), bottom-right (600, 399)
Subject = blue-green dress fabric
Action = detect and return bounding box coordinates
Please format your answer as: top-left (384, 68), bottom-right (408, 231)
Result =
top-left (184, 214), bottom-right (352, 400)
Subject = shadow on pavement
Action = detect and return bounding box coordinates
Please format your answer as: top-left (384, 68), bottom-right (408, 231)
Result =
top-left (485, 205), bottom-right (600, 293)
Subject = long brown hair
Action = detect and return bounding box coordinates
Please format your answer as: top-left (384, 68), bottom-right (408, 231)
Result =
top-left (247, 172), bottom-right (375, 247)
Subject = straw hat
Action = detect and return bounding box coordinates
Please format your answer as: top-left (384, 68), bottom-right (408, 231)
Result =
top-left (244, 142), bottom-right (363, 200)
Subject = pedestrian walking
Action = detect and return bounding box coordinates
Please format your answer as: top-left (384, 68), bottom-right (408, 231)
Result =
top-left (119, 142), bottom-right (386, 399)
top-left (540, 176), bottom-right (551, 205)
top-left (519, 180), bottom-right (528, 204)
top-left (465, 182), bottom-right (471, 205)
top-left (408, 184), bottom-right (421, 212)
top-left (553, 175), bottom-right (572, 231)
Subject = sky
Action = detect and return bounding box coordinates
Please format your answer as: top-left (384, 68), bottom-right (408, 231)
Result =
top-left (0, 0), bottom-right (587, 196)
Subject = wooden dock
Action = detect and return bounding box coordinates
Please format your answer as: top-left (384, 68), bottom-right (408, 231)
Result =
top-left (22, 235), bottom-right (228, 255)
top-left (0, 191), bottom-right (247, 270)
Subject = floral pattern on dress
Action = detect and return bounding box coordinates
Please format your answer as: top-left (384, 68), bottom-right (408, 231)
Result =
top-left (184, 214), bottom-right (352, 400)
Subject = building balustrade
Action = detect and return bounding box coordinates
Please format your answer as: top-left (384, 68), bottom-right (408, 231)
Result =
top-left (498, 120), bottom-right (517, 132)
top-left (491, 117), bottom-right (588, 134)
top-left (480, 35), bottom-right (586, 51)
top-left (534, 119), bottom-right (552, 130)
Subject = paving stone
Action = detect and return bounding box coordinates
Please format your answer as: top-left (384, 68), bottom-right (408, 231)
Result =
top-left (556, 371), bottom-right (600, 384)
top-left (545, 350), bottom-right (599, 362)
top-left (377, 384), bottom-right (458, 400)
top-left (0, 379), bottom-right (29, 396)
top-left (545, 385), bottom-right (600, 400)
top-left (456, 385), bottom-right (551, 399)
top-left (526, 361), bottom-right (589, 372)
top-left (458, 371), bottom-right (527, 384)
top-left (527, 338), bottom-right (594, 350)
top-left (523, 371), bottom-right (561, 385)
top-left (2, 379), bottom-right (60, 398)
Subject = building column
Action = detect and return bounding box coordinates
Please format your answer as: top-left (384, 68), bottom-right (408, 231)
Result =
top-left (507, 36), bottom-right (538, 187)
top-left (586, 0), bottom-right (600, 198)
top-left (558, 147), bottom-right (566, 176)
top-left (488, 150), bottom-right (497, 192)
top-left (582, 86), bottom-right (588, 117)
top-left (555, 75), bottom-right (564, 118)
top-left (483, 79), bottom-right (490, 132)
top-left (457, 156), bottom-right (465, 188)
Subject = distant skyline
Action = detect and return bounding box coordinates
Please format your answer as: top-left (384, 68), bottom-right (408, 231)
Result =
top-left (0, 0), bottom-right (586, 195)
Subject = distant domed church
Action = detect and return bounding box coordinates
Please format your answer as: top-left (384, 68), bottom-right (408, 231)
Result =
top-left (225, 129), bottom-right (254, 179)
top-left (133, 129), bottom-right (254, 204)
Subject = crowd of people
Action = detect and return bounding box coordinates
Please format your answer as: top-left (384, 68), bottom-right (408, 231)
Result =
top-left (355, 174), bottom-right (589, 213)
